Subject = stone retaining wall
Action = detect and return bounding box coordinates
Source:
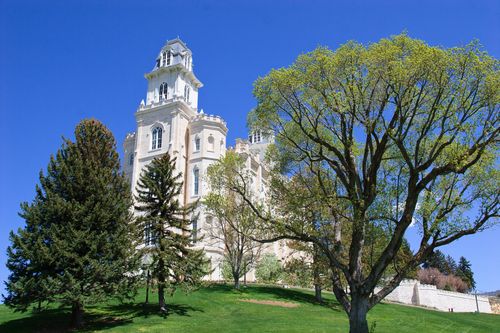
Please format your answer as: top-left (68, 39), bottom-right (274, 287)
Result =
top-left (375, 279), bottom-right (492, 313)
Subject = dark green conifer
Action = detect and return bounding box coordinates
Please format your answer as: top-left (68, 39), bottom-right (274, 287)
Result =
top-left (4, 119), bottom-right (140, 328)
top-left (134, 153), bottom-right (209, 312)
top-left (456, 256), bottom-right (476, 291)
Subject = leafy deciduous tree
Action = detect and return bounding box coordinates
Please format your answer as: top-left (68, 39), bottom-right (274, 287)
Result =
top-left (227, 34), bottom-right (499, 333)
top-left (204, 152), bottom-right (262, 289)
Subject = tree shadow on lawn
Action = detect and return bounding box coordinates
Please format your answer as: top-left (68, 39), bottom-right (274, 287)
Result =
top-left (204, 284), bottom-right (342, 312)
top-left (0, 302), bottom-right (202, 333)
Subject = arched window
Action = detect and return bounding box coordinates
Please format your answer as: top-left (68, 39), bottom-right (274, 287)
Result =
top-left (193, 167), bottom-right (200, 196)
top-left (159, 83), bottom-right (167, 101)
top-left (152, 127), bottom-right (163, 150)
top-left (194, 136), bottom-right (201, 152)
top-left (208, 135), bottom-right (215, 152)
top-left (129, 153), bottom-right (134, 165)
top-left (184, 85), bottom-right (190, 103)
top-left (167, 51), bottom-right (171, 65)
top-left (162, 51), bottom-right (166, 66)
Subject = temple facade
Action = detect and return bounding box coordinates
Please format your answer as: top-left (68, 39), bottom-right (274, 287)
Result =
top-left (123, 38), bottom-right (290, 280)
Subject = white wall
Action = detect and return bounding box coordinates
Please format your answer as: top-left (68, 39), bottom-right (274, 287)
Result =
top-left (375, 280), bottom-right (492, 313)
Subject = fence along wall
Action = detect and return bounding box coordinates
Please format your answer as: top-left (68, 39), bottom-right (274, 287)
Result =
top-left (375, 279), bottom-right (492, 313)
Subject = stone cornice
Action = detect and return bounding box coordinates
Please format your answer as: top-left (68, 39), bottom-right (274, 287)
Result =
top-left (145, 63), bottom-right (202, 88)
top-left (135, 99), bottom-right (197, 119)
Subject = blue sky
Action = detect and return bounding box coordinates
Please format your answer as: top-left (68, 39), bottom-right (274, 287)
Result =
top-left (0, 0), bottom-right (498, 294)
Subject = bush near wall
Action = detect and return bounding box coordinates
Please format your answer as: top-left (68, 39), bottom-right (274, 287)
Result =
top-left (418, 268), bottom-right (468, 293)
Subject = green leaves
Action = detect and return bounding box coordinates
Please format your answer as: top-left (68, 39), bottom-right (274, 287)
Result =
top-left (244, 33), bottom-right (499, 318)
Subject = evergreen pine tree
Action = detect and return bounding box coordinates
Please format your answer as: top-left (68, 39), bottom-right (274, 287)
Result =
top-left (4, 119), bottom-right (140, 328)
top-left (134, 153), bottom-right (209, 312)
top-left (457, 256), bottom-right (476, 291)
top-left (423, 250), bottom-right (448, 272)
top-left (444, 255), bottom-right (458, 276)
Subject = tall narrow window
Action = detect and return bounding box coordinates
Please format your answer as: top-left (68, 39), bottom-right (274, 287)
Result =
top-left (129, 153), bottom-right (134, 165)
top-left (162, 51), bottom-right (166, 66)
top-left (194, 136), bottom-right (201, 151)
top-left (192, 217), bottom-right (198, 243)
top-left (159, 83), bottom-right (167, 101)
top-left (193, 167), bottom-right (199, 196)
top-left (167, 51), bottom-right (171, 65)
top-left (184, 85), bottom-right (191, 103)
top-left (152, 127), bottom-right (163, 150)
top-left (208, 135), bottom-right (214, 151)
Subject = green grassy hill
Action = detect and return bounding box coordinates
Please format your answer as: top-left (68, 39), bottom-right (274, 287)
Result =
top-left (0, 284), bottom-right (498, 332)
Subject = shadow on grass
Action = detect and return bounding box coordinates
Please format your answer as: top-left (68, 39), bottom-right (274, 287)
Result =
top-left (204, 283), bottom-right (342, 312)
top-left (0, 302), bottom-right (202, 333)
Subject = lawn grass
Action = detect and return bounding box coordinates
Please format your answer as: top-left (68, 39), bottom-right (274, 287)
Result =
top-left (0, 284), bottom-right (498, 332)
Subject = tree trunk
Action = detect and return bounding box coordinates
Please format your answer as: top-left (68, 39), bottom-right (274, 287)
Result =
top-left (71, 301), bottom-right (84, 328)
top-left (349, 294), bottom-right (369, 333)
top-left (158, 285), bottom-right (166, 312)
top-left (314, 284), bottom-right (322, 303)
top-left (158, 257), bottom-right (167, 313)
top-left (233, 272), bottom-right (241, 290)
top-left (145, 269), bottom-right (150, 304)
top-left (313, 244), bottom-right (322, 302)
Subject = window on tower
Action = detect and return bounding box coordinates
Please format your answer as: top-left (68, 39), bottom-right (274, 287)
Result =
top-left (194, 136), bottom-right (201, 152)
top-left (159, 83), bottom-right (168, 101)
top-left (193, 167), bottom-right (200, 196)
top-left (167, 51), bottom-right (171, 65)
top-left (152, 127), bottom-right (163, 150)
top-left (184, 85), bottom-right (191, 103)
top-left (144, 222), bottom-right (156, 246)
top-left (129, 153), bottom-right (134, 165)
top-left (208, 135), bottom-right (214, 152)
top-left (249, 130), bottom-right (262, 144)
top-left (192, 216), bottom-right (198, 243)
top-left (162, 51), bottom-right (166, 67)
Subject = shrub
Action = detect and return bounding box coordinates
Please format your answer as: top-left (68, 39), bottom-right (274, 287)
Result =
top-left (255, 253), bottom-right (283, 284)
top-left (417, 268), bottom-right (468, 293)
top-left (282, 257), bottom-right (313, 287)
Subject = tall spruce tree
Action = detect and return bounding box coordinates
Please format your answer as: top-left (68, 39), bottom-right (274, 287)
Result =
top-left (4, 119), bottom-right (140, 328)
top-left (457, 256), bottom-right (476, 291)
top-left (134, 153), bottom-right (209, 312)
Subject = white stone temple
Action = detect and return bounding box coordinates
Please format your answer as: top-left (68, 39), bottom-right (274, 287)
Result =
top-left (123, 38), bottom-right (291, 280)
